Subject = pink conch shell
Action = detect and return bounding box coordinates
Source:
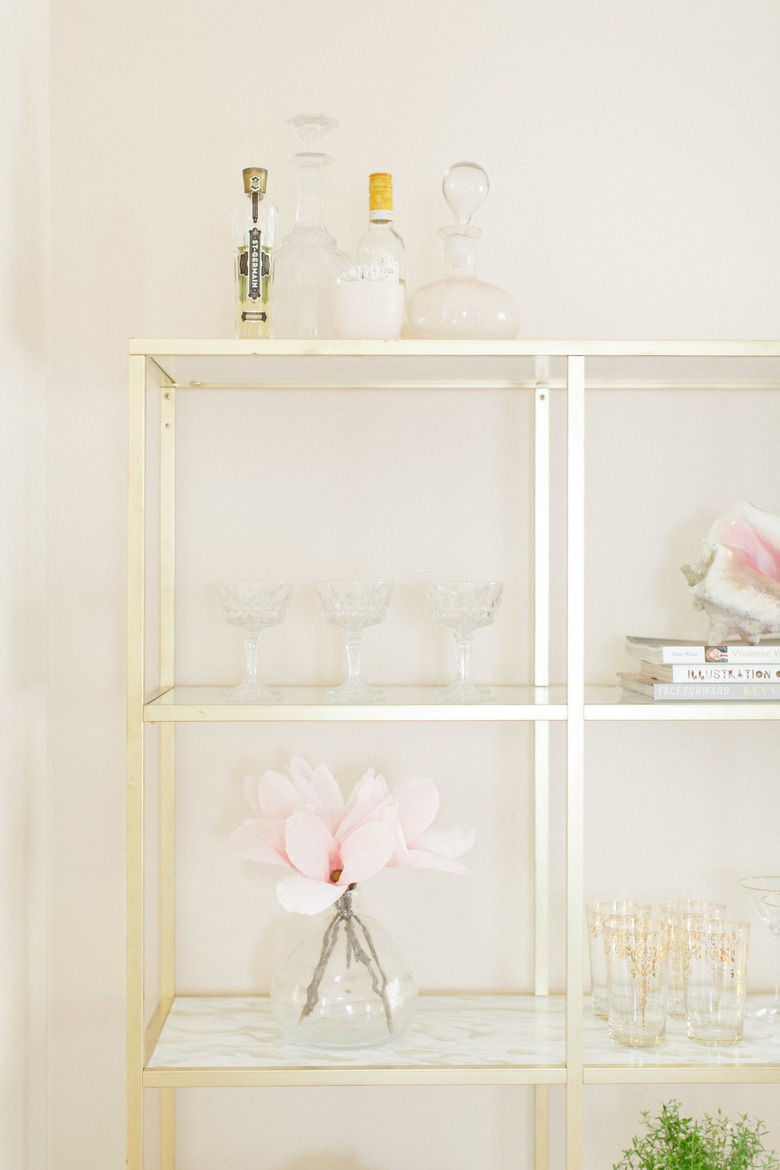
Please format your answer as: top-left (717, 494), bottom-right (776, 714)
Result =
top-left (682, 502), bottom-right (780, 644)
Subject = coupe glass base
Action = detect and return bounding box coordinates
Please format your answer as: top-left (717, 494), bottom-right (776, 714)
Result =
top-left (325, 681), bottom-right (385, 704)
top-left (222, 681), bottom-right (283, 703)
top-left (434, 682), bottom-right (495, 704)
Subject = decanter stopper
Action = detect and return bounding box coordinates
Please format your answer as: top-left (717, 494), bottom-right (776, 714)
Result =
top-left (442, 161), bottom-right (489, 227)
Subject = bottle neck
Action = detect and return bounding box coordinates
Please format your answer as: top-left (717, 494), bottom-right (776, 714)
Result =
top-left (441, 226), bottom-right (480, 279)
top-left (369, 209), bottom-right (394, 224)
top-left (291, 152), bottom-right (330, 232)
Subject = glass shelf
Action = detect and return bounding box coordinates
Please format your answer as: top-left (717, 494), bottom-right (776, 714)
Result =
top-left (142, 685), bottom-right (780, 722)
top-left (584, 996), bottom-right (780, 1083)
top-left (130, 338), bottom-right (780, 394)
top-left (142, 993), bottom-right (780, 1087)
top-left (144, 994), bottom-right (567, 1087)
top-left (584, 686), bottom-right (780, 720)
top-left (143, 685), bottom-right (568, 722)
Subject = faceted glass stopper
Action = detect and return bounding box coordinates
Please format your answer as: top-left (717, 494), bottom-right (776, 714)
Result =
top-left (284, 113), bottom-right (339, 149)
top-left (442, 161), bottom-right (490, 227)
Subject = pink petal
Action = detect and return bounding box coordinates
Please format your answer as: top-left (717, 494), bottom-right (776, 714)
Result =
top-left (308, 764), bottom-right (345, 830)
top-left (405, 849), bottom-right (470, 873)
top-left (339, 820), bottom-right (396, 885)
top-left (228, 819), bottom-right (289, 867)
top-left (286, 759), bottom-right (323, 810)
top-left (397, 824), bottom-right (475, 871)
top-left (251, 769), bottom-right (304, 819)
top-left (277, 874), bottom-right (344, 915)
top-left (392, 776), bottom-right (440, 842)
top-left (413, 825), bottom-right (475, 860)
top-left (288, 756), bottom-right (313, 782)
top-left (285, 810), bottom-right (338, 881)
top-left (337, 769), bottom-right (390, 839)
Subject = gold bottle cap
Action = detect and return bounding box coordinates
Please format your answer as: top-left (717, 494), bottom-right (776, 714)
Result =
top-left (369, 172), bottom-right (393, 214)
top-left (243, 168), bottom-right (268, 195)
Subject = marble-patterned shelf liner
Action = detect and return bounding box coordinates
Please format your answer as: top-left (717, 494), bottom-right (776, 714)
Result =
top-left (585, 995), bottom-right (780, 1067)
top-left (148, 995), bottom-right (565, 1069)
top-left (149, 994), bottom-right (780, 1071)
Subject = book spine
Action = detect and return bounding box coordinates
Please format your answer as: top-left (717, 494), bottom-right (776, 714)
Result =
top-left (647, 645), bottom-right (780, 664)
top-left (651, 682), bottom-right (780, 700)
top-left (664, 664), bottom-right (780, 682)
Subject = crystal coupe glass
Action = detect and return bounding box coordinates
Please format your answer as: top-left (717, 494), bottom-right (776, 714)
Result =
top-left (217, 581), bottom-right (293, 703)
top-left (738, 876), bottom-right (780, 1021)
top-left (426, 580), bottom-right (503, 702)
top-left (317, 581), bottom-right (393, 703)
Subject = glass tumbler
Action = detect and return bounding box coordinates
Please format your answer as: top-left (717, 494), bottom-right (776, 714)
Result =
top-left (603, 915), bottom-right (670, 1048)
top-left (684, 918), bottom-right (749, 1046)
top-left (587, 900), bottom-right (651, 1019)
top-left (660, 899), bottom-right (726, 1018)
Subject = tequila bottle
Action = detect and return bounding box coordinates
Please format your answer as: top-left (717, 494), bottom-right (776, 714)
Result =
top-left (232, 167), bottom-right (278, 339)
top-left (356, 172), bottom-right (405, 283)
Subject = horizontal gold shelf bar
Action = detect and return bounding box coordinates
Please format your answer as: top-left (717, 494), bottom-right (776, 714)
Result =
top-left (130, 339), bottom-right (780, 359)
top-left (143, 1067), bottom-right (566, 1088)
top-left (583, 1065), bottom-right (780, 1085)
top-left (142, 685), bottom-right (780, 723)
top-left (144, 685), bottom-right (568, 722)
top-left (585, 687), bottom-right (780, 721)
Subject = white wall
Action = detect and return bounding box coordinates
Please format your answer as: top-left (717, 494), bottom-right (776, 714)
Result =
top-left (0, 1), bottom-right (50, 1168)
top-left (40, 0), bottom-right (780, 1167)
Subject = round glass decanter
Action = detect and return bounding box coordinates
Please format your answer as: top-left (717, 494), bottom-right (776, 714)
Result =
top-left (270, 886), bottom-right (417, 1049)
top-left (272, 114), bottom-right (351, 339)
top-left (407, 161), bottom-right (519, 340)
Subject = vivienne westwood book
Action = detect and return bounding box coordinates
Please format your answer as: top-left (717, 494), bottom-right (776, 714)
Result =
top-left (635, 659), bottom-right (780, 683)
top-left (619, 671), bottom-right (780, 702)
top-left (625, 635), bottom-right (780, 665)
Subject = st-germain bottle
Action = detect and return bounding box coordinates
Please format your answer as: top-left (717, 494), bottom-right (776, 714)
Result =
top-left (232, 167), bottom-right (278, 338)
top-left (356, 172), bottom-right (405, 283)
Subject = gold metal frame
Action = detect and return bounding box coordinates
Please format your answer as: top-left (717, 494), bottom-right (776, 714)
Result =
top-left (127, 340), bottom-right (780, 1170)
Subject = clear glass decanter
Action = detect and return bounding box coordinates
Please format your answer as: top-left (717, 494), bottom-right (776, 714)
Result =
top-left (271, 114), bottom-right (351, 339)
top-left (407, 161), bottom-right (519, 340)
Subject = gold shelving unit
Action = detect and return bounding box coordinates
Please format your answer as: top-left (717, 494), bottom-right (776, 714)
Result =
top-left (127, 339), bottom-right (780, 1170)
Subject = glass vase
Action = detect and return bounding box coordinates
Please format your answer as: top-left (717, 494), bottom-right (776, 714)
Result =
top-left (270, 886), bottom-right (417, 1048)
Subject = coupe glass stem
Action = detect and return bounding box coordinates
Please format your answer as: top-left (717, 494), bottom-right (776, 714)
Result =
top-left (345, 632), bottom-right (364, 687)
top-left (454, 633), bottom-right (473, 688)
top-left (243, 631), bottom-right (260, 687)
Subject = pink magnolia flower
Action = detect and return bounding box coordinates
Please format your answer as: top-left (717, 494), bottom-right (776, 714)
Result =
top-left (230, 757), bottom-right (474, 914)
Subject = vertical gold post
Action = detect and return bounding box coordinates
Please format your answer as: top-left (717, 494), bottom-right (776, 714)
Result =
top-left (127, 354), bottom-right (147, 1170)
top-left (566, 356), bottom-right (586, 1170)
top-left (159, 383), bottom-right (176, 998)
top-left (533, 379), bottom-right (551, 1170)
top-left (159, 383), bottom-right (177, 1167)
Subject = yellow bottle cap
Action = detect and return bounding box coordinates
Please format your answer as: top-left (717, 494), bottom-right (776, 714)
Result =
top-left (369, 172), bottom-right (393, 213)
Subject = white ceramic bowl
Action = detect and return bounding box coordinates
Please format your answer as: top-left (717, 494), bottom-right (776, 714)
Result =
top-left (332, 280), bottom-right (405, 340)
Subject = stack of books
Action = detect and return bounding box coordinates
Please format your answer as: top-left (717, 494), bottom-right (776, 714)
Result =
top-left (618, 636), bottom-right (780, 701)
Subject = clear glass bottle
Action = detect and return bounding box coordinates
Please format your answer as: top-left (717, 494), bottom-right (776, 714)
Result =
top-left (407, 161), bottom-right (519, 340)
top-left (271, 114), bottom-right (350, 339)
top-left (232, 167), bottom-right (278, 339)
top-left (356, 172), bottom-right (405, 283)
